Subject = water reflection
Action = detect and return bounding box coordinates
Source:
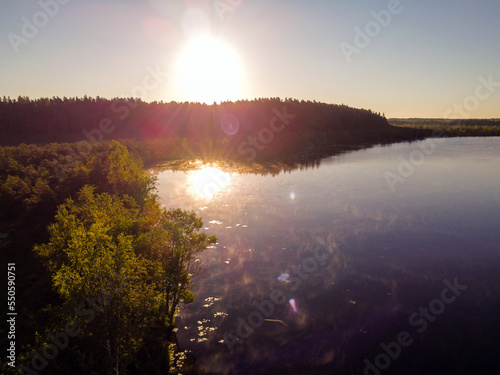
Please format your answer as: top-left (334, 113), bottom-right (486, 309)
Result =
top-left (153, 138), bottom-right (500, 375)
top-left (187, 165), bottom-right (232, 199)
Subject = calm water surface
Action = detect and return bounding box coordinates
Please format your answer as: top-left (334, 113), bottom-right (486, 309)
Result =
top-left (155, 137), bottom-right (500, 375)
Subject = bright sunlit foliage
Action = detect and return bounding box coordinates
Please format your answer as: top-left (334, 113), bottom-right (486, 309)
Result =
top-left (175, 35), bottom-right (243, 104)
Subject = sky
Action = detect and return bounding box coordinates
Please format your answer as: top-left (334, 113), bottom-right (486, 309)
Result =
top-left (1, 0), bottom-right (499, 118)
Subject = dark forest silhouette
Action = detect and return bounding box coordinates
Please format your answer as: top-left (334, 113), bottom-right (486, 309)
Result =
top-left (0, 96), bottom-right (430, 160)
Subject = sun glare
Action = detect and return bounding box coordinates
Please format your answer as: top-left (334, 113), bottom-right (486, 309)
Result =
top-left (187, 165), bottom-right (231, 199)
top-left (175, 35), bottom-right (243, 104)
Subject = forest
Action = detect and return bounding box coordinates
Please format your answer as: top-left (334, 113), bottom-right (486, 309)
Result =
top-left (0, 96), bottom-right (431, 160)
top-left (389, 118), bottom-right (500, 137)
top-left (1, 141), bottom-right (213, 374)
top-left (2, 97), bottom-right (492, 374)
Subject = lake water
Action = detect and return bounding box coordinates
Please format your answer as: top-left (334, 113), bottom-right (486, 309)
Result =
top-left (154, 137), bottom-right (500, 375)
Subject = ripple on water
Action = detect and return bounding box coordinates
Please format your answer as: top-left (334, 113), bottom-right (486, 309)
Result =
top-left (278, 273), bottom-right (290, 282)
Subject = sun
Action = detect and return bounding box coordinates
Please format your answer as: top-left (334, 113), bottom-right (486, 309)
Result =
top-left (175, 35), bottom-right (243, 104)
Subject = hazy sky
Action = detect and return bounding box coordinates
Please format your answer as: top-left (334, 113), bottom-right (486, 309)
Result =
top-left (1, 0), bottom-right (499, 118)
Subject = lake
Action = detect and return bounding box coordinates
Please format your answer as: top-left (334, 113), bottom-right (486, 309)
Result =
top-left (154, 137), bottom-right (500, 375)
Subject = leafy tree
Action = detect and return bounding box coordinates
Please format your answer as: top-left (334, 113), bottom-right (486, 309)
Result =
top-left (34, 185), bottom-right (215, 373)
top-left (135, 201), bottom-right (216, 323)
top-left (106, 141), bottom-right (156, 205)
top-left (161, 209), bottom-right (215, 325)
top-left (131, 203), bottom-right (216, 374)
top-left (35, 186), bottom-right (157, 374)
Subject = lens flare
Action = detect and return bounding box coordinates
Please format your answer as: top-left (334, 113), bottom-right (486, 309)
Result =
top-left (289, 298), bottom-right (297, 313)
top-left (220, 113), bottom-right (240, 135)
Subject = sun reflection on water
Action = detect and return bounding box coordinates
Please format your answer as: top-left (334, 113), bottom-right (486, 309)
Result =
top-left (187, 165), bottom-right (232, 199)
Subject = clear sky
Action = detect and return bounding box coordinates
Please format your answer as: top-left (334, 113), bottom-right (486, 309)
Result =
top-left (1, 0), bottom-right (499, 118)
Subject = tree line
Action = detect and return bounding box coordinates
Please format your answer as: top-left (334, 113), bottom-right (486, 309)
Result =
top-left (0, 96), bottom-right (428, 160)
top-left (0, 140), bottom-right (214, 374)
top-left (389, 118), bottom-right (500, 137)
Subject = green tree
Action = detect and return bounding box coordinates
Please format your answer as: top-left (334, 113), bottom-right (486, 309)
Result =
top-left (34, 186), bottom-right (215, 373)
top-left (133, 203), bottom-right (215, 374)
top-left (161, 208), bottom-right (215, 325)
top-left (106, 141), bottom-right (155, 204)
top-left (136, 203), bottom-right (216, 327)
top-left (35, 186), bottom-right (158, 374)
